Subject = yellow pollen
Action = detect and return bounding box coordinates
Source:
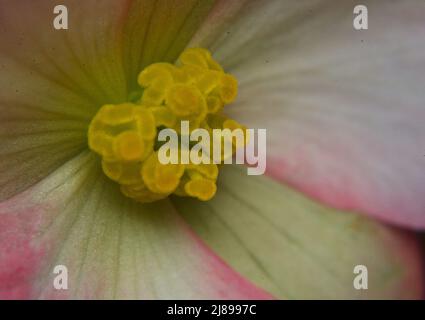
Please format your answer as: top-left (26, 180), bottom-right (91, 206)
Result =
top-left (166, 84), bottom-right (202, 117)
top-left (113, 131), bottom-right (145, 161)
top-left (184, 178), bottom-right (217, 201)
top-left (88, 48), bottom-right (243, 203)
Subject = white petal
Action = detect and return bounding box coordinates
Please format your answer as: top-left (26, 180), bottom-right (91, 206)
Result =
top-left (194, 0), bottom-right (425, 228)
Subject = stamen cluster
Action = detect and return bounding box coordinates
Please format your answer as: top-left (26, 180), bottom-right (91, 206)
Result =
top-left (88, 48), bottom-right (243, 202)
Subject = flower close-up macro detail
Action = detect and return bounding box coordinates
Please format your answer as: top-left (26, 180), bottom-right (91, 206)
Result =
top-left (0, 0), bottom-right (424, 300)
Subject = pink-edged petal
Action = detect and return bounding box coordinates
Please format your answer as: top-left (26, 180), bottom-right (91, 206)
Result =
top-left (0, 153), bottom-right (270, 299)
top-left (191, 0), bottom-right (425, 229)
top-left (173, 165), bottom-right (424, 299)
top-left (0, 152), bottom-right (271, 299)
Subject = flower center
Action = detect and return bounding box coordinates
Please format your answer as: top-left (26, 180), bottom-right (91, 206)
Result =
top-left (88, 48), bottom-right (244, 203)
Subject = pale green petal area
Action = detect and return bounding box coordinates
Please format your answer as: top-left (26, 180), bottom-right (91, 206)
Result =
top-left (172, 166), bottom-right (424, 299)
top-left (122, 0), bottom-right (215, 92)
top-left (0, 0), bottom-right (130, 201)
top-left (0, 0), bottom-right (216, 202)
top-left (190, 0), bottom-right (425, 229)
top-left (0, 154), bottom-right (271, 299)
top-left (188, 0), bottom-right (248, 49)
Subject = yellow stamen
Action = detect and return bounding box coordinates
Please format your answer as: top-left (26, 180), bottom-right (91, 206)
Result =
top-left (113, 131), bottom-right (145, 161)
top-left (88, 48), bottom-right (242, 203)
top-left (184, 178), bottom-right (217, 201)
top-left (218, 74), bottom-right (238, 104)
top-left (142, 152), bottom-right (185, 194)
top-left (166, 84), bottom-right (204, 117)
